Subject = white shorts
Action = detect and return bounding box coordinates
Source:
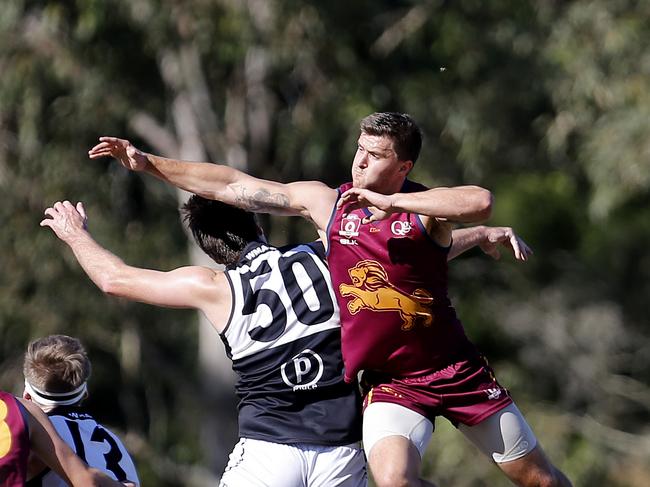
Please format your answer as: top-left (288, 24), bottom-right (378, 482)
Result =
top-left (363, 402), bottom-right (537, 463)
top-left (219, 438), bottom-right (367, 487)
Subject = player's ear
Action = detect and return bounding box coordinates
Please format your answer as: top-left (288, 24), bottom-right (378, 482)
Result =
top-left (399, 160), bottom-right (413, 174)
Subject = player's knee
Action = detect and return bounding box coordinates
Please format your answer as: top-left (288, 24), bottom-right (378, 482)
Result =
top-left (372, 471), bottom-right (412, 487)
top-left (369, 459), bottom-right (414, 487)
top-left (525, 468), bottom-right (571, 487)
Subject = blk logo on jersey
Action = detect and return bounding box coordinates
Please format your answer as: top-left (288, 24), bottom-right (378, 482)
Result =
top-left (281, 349), bottom-right (324, 391)
top-left (390, 220), bottom-right (412, 236)
top-left (338, 260), bottom-right (434, 330)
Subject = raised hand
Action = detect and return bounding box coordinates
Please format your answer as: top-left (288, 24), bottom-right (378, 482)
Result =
top-left (479, 226), bottom-right (533, 261)
top-left (40, 201), bottom-right (88, 242)
top-left (88, 137), bottom-right (148, 171)
top-left (337, 187), bottom-right (394, 223)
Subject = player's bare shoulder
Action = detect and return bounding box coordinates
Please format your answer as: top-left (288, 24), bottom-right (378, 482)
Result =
top-left (202, 268), bottom-right (234, 333)
top-left (286, 180), bottom-right (337, 230)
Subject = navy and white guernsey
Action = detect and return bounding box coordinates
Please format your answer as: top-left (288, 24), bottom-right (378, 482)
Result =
top-left (222, 240), bottom-right (362, 445)
top-left (26, 407), bottom-right (139, 487)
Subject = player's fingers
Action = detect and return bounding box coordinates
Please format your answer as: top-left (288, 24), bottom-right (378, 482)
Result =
top-left (521, 240), bottom-right (533, 256)
top-left (87, 148), bottom-right (107, 156)
top-left (88, 150), bottom-right (114, 159)
top-left (512, 236), bottom-right (532, 261)
top-left (336, 194), bottom-right (352, 208)
top-left (43, 207), bottom-right (57, 219)
top-left (39, 218), bottom-right (53, 228)
top-left (98, 136), bottom-right (122, 143)
top-left (505, 234), bottom-right (520, 259)
top-left (89, 141), bottom-right (110, 151)
top-left (76, 202), bottom-right (86, 219)
top-left (62, 200), bottom-right (75, 212)
top-left (337, 193), bottom-right (360, 209)
top-left (90, 144), bottom-right (118, 155)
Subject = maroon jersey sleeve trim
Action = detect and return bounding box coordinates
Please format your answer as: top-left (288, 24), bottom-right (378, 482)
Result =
top-left (324, 185), bottom-right (345, 257)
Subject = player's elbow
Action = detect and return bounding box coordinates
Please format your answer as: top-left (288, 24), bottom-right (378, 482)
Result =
top-left (99, 279), bottom-right (121, 297)
top-left (98, 273), bottom-right (129, 297)
top-left (471, 187), bottom-right (493, 221)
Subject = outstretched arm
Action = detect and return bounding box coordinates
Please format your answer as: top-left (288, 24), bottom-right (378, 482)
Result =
top-left (337, 185), bottom-right (493, 224)
top-left (21, 398), bottom-right (134, 487)
top-left (448, 226), bottom-right (533, 261)
top-left (40, 201), bottom-right (231, 331)
top-left (88, 137), bottom-right (336, 231)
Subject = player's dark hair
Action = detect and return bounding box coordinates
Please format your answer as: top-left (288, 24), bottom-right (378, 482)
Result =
top-left (181, 195), bottom-right (262, 266)
top-left (23, 335), bottom-right (91, 394)
top-left (360, 112), bottom-right (422, 164)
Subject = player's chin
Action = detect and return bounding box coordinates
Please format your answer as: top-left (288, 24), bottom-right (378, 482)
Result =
top-left (352, 177), bottom-right (371, 190)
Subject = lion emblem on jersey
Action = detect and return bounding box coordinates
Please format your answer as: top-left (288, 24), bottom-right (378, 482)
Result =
top-left (338, 260), bottom-right (434, 331)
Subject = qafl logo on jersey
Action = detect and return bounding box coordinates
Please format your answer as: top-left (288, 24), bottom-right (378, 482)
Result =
top-left (391, 220), bottom-right (412, 236)
top-left (339, 213), bottom-right (361, 246)
top-left (281, 349), bottom-right (324, 391)
top-left (339, 213), bottom-right (361, 237)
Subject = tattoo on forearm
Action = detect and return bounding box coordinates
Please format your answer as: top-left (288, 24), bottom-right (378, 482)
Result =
top-left (232, 185), bottom-right (290, 211)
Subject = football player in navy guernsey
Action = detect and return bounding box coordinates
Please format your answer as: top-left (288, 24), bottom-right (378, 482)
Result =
top-left (22, 335), bottom-right (140, 487)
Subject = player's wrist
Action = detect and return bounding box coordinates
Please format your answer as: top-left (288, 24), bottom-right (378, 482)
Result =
top-left (63, 228), bottom-right (90, 245)
top-left (386, 193), bottom-right (401, 213)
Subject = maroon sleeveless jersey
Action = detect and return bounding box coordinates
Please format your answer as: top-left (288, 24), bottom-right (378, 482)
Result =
top-left (0, 391), bottom-right (30, 487)
top-left (327, 180), bottom-right (479, 382)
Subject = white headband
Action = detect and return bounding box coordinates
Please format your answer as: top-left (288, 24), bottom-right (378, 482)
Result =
top-left (24, 380), bottom-right (87, 407)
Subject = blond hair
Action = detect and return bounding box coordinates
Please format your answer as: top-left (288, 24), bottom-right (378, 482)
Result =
top-left (23, 335), bottom-right (91, 394)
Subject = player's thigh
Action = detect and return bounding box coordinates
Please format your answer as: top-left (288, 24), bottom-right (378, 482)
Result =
top-left (363, 402), bottom-right (433, 484)
top-left (363, 402), bottom-right (433, 459)
top-left (309, 443), bottom-right (367, 487)
top-left (219, 438), bottom-right (304, 487)
top-left (458, 402), bottom-right (537, 463)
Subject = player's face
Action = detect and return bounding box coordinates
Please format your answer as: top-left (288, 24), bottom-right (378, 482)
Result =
top-left (351, 133), bottom-right (411, 192)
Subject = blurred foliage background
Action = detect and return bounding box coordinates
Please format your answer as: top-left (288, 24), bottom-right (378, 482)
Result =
top-left (1, 1), bottom-right (649, 485)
